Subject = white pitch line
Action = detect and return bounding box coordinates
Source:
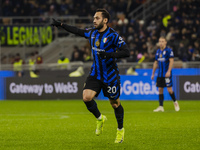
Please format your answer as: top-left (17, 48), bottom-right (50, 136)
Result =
top-left (60, 115), bottom-right (69, 119)
top-left (0, 109), bottom-right (199, 117)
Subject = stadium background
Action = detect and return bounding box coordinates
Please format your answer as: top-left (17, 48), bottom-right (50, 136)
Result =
top-left (0, 0), bottom-right (200, 150)
top-left (0, 0), bottom-right (199, 100)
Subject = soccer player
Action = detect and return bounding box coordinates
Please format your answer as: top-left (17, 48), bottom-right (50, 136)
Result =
top-left (51, 8), bottom-right (130, 143)
top-left (151, 36), bottom-right (180, 112)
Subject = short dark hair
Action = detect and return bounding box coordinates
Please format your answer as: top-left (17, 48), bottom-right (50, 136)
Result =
top-left (96, 8), bottom-right (110, 23)
top-left (159, 36), bottom-right (167, 41)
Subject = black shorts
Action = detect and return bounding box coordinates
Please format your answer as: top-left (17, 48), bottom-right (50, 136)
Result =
top-left (83, 76), bottom-right (120, 100)
top-left (156, 77), bottom-right (173, 87)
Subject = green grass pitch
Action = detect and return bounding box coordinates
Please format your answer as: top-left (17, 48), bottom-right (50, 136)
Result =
top-left (0, 100), bottom-right (199, 150)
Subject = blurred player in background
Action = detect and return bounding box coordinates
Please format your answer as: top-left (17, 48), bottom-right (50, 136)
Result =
top-left (151, 36), bottom-right (180, 112)
top-left (51, 8), bottom-right (130, 143)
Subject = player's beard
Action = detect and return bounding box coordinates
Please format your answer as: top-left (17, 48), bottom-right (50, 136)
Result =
top-left (159, 44), bottom-right (163, 49)
top-left (95, 20), bottom-right (104, 30)
top-left (160, 45), bottom-right (165, 50)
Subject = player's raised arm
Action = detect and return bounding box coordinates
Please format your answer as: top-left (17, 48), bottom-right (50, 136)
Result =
top-left (51, 18), bottom-right (91, 38)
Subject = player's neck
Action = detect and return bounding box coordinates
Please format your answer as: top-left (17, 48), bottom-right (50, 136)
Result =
top-left (160, 46), bottom-right (166, 51)
top-left (98, 25), bottom-right (108, 33)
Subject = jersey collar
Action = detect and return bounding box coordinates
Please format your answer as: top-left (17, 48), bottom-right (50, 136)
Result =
top-left (98, 26), bottom-right (109, 34)
top-left (160, 46), bottom-right (167, 51)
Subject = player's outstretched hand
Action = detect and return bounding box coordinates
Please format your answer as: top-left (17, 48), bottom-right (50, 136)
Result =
top-left (98, 51), bottom-right (113, 59)
top-left (51, 18), bottom-right (62, 27)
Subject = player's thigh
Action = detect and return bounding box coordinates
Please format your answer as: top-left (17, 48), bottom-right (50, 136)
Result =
top-left (102, 81), bottom-right (120, 100)
top-left (83, 76), bottom-right (101, 101)
top-left (167, 87), bottom-right (173, 94)
top-left (158, 87), bottom-right (164, 94)
top-left (83, 89), bottom-right (97, 102)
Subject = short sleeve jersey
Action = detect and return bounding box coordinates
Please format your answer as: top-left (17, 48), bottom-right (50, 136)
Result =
top-left (155, 47), bottom-right (174, 77)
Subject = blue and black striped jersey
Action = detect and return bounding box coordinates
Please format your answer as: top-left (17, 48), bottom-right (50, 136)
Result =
top-left (83, 27), bottom-right (127, 83)
top-left (155, 47), bottom-right (174, 77)
top-left (60, 24), bottom-right (129, 83)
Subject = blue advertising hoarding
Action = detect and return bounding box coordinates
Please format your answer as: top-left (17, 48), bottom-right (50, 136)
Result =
top-left (97, 68), bottom-right (200, 100)
top-left (0, 71), bottom-right (15, 100)
top-left (0, 68), bottom-right (199, 100)
top-left (97, 75), bottom-right (172, 100)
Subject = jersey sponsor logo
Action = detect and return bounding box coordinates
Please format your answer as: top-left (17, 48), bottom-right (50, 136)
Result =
top-left (92, 46), bottom-right (104, 52)
top-left (157, 57), bottom-right (165, 61)
top-left (95, 40), bottom-right (100, 46)
top-left (103, 38), bottom-right (107, 43)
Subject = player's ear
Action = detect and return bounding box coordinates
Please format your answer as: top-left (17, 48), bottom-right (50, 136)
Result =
top-left (104, 18), bottom-right (108, 24)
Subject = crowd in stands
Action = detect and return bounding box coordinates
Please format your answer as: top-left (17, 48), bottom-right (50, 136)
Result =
top-left (113, 0), bottom-right (200, 62)
top-left (1, 51), bottom-right (42, 77)
top-left (64, 0), bottom-right (200, 63)
top-left (0, 0), bottom-right (141, 18)
top-left (1, 0), bottom-right (200, 64)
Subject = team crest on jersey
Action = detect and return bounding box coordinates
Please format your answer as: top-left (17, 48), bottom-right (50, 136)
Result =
top-left (103, 38), bottom-right (107, 43)
top-left (163, 51), bottom-right (166, 55)
top-left (95, 40), bottom-right (100, 47)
